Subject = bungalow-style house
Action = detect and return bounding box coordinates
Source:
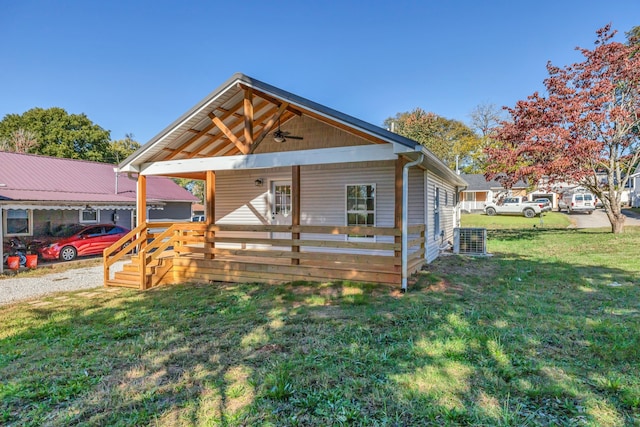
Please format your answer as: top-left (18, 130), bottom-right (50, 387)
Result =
top-left (459, 174), bottom-right (530, 212)
top-left (0, 152), bottom-right (197, 266)
top-left (104, 73), bottom-right (467, 291)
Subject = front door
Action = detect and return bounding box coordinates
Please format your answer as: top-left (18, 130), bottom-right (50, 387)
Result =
top-left (271, 181), bottom-right (292, 240)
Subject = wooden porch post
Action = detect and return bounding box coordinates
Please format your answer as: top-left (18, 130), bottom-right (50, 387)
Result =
top-left (136, 174), bottom-right (147, 226)
top-left (291, 165), bottom-right (300, 265)
top-left (136, 174), bottom-right (148, 290)
top-left (205, 170), bottom-right (216, 260)
top-left (394, 158), bottom-right (405, 274)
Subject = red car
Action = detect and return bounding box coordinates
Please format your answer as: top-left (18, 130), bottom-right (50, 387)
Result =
top-left (36, 224), bottom-right (131, 261)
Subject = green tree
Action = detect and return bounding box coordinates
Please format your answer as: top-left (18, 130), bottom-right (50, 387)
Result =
top-left (626, 25), bottom-right (640, 45)
top-left (106, 133), bottom-right (141, 164)
top-left (0, 107), bottom-right (111, 161)
top-left (173, 178), bottom-right (204, 203)
top-left (384, 108), bottom-right (482, 172)
top-left (486, 25), bottom-right (640, 234)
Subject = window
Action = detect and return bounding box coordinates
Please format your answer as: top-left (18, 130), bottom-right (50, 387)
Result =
top-left (274, 184), bottom-right (291, 217)
top-left (106, 226), bottom-right (126, 235)
top-left (80, 209), bottom-right (99, 223)
top-left (5, 209), bottom-right (32, 236)
top-left (81, 226), bottom-right (105, 238)
top-left (464, 192), bottom-right (475, 201)
top-left (445, 190), bottom-right (449, 206)
top-left (346, 184), bottom-right (375, 238)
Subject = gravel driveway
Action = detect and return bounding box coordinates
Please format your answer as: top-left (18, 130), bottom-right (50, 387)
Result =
top-left (0, 261), bottom-right (124, 306)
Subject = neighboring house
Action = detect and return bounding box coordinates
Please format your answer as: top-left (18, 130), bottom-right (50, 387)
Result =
top-left (104, 73), bottom-right (467, 291)
top-left (0, 152), bottom-right (197, 249)
top-left (595, 170), bottom-right (633, 207)
top-left (459, 174), bottom-right (529, 212)
top-left (631, 167), bottom-right (640, 207)
top-left (191, 203), bottom-right (205, 216)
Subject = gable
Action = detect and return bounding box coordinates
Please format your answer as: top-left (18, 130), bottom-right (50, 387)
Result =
top-left (117, 73), bottom-right (466, 188)
top-left (118, 73), bottom-right (420, 173)
top-left (253, 115), bottom-right (372, 154)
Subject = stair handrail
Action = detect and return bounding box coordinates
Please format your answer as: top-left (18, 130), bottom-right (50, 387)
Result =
top-left (138, 222), bottom-right (207, 289)
top-left (103, 223), bottom-right (148, 286)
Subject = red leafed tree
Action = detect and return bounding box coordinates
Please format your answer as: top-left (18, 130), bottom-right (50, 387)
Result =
top-left (485, 25), bottom-right (640, 233)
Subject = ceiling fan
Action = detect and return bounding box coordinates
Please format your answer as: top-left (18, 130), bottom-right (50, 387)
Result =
top-left (272, 118), bottom-right (303, 143)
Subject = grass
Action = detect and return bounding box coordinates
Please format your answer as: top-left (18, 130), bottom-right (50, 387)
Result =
top-left (1, 225), bottom-right (639, 426)
top-left (460, 211), bottom-right (572, 229)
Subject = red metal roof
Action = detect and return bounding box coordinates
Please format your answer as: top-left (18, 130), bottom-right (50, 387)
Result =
top-left (0, 151), bottom-right (197, 204)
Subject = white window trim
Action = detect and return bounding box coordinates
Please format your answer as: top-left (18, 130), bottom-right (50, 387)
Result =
top-left (4, 209), bottom-right (33, 237)
top-left (79, 209), bottom-right (100, 224)
top-left (345, 183), bottom-right (376, 241)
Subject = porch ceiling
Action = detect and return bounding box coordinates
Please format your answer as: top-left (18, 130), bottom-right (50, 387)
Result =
top-left (118, 74), bottom-right (422, 175)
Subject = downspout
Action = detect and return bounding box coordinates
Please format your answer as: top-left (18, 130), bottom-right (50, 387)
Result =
top-left (402, 153), bottom-right (424, 292)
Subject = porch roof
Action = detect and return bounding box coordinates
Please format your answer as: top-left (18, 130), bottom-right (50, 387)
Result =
top-left (117, 73), bottom-right (467, 187)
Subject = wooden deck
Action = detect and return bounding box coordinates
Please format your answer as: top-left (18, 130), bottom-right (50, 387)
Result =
top-left (104, 222), bottom-right (426, 289)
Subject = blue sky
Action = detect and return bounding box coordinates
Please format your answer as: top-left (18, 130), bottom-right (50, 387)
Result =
top-left (1, 1), bottom-right (639, 144)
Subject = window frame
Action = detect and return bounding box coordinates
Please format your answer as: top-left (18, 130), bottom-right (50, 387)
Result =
top-left (4, 209), bottom-right (33, 237)
top-left (79, 208), bottom-right (100, 224)
top-left (345, 183), bottom-right (376, 241)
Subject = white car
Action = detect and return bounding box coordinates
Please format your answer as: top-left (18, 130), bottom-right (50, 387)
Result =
top-left (533, 198), bottom-right (552, 213)
top-left (484, 196), bottom-right (543, 218)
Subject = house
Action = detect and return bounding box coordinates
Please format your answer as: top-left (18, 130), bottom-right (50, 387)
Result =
top-left (595, 170), bottom-right (633, 207)
top-left (104, 73), bottom-right (467, 291)
top-left (631, 168), bottom-right (640, 207)
top-left (459, 174), bottom-right (530, 212)
top-left (0, 152), bottom-right (198, 268)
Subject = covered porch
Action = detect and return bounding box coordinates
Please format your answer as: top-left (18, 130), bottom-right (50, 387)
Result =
top-left (104, 221), bottom-right (425, 289)
top-left (103, 74), bottom-right (465, 290)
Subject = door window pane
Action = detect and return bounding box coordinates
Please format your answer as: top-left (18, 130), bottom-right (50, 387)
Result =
top-left (274, 185), bottom-right (291, 216)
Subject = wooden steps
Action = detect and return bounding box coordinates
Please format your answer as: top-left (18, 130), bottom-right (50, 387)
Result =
top-left (106, 258), bottom-right (141, 288)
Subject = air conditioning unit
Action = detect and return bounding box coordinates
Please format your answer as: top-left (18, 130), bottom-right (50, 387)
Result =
top-left (453, 227), bottom-right (487, 255)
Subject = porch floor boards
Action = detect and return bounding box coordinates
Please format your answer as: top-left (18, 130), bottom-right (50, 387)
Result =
top-left (106, 251), bottom-right (422, 289)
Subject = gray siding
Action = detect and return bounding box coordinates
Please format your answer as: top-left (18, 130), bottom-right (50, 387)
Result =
top-left (425, 170), bottom-right (456, 263)
top-left (213, 161), bottom-right (396, 253)
top-left (212, 161), bottom-right (456, 262)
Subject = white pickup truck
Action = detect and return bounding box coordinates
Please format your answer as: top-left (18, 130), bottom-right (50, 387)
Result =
top-left (484, 196), bottom-right (543, 218)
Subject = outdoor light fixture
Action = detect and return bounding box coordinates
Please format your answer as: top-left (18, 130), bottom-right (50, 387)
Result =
top-left (255, 178), bottom-right (264, 187)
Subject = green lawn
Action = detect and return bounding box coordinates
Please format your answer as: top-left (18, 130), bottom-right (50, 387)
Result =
top-left (1, 226), bottom-right (639, 426)
top-left (461, 211), bottom-right (572, 229)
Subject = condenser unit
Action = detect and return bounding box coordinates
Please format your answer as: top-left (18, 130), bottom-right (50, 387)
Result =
top-left (453, 227), bottom-right (487, 256)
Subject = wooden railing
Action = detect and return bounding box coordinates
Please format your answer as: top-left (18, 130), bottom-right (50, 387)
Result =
top-left (104, 222), bottom-right (426, 289)
top-left (103, 222), bottom-right (148, 285)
